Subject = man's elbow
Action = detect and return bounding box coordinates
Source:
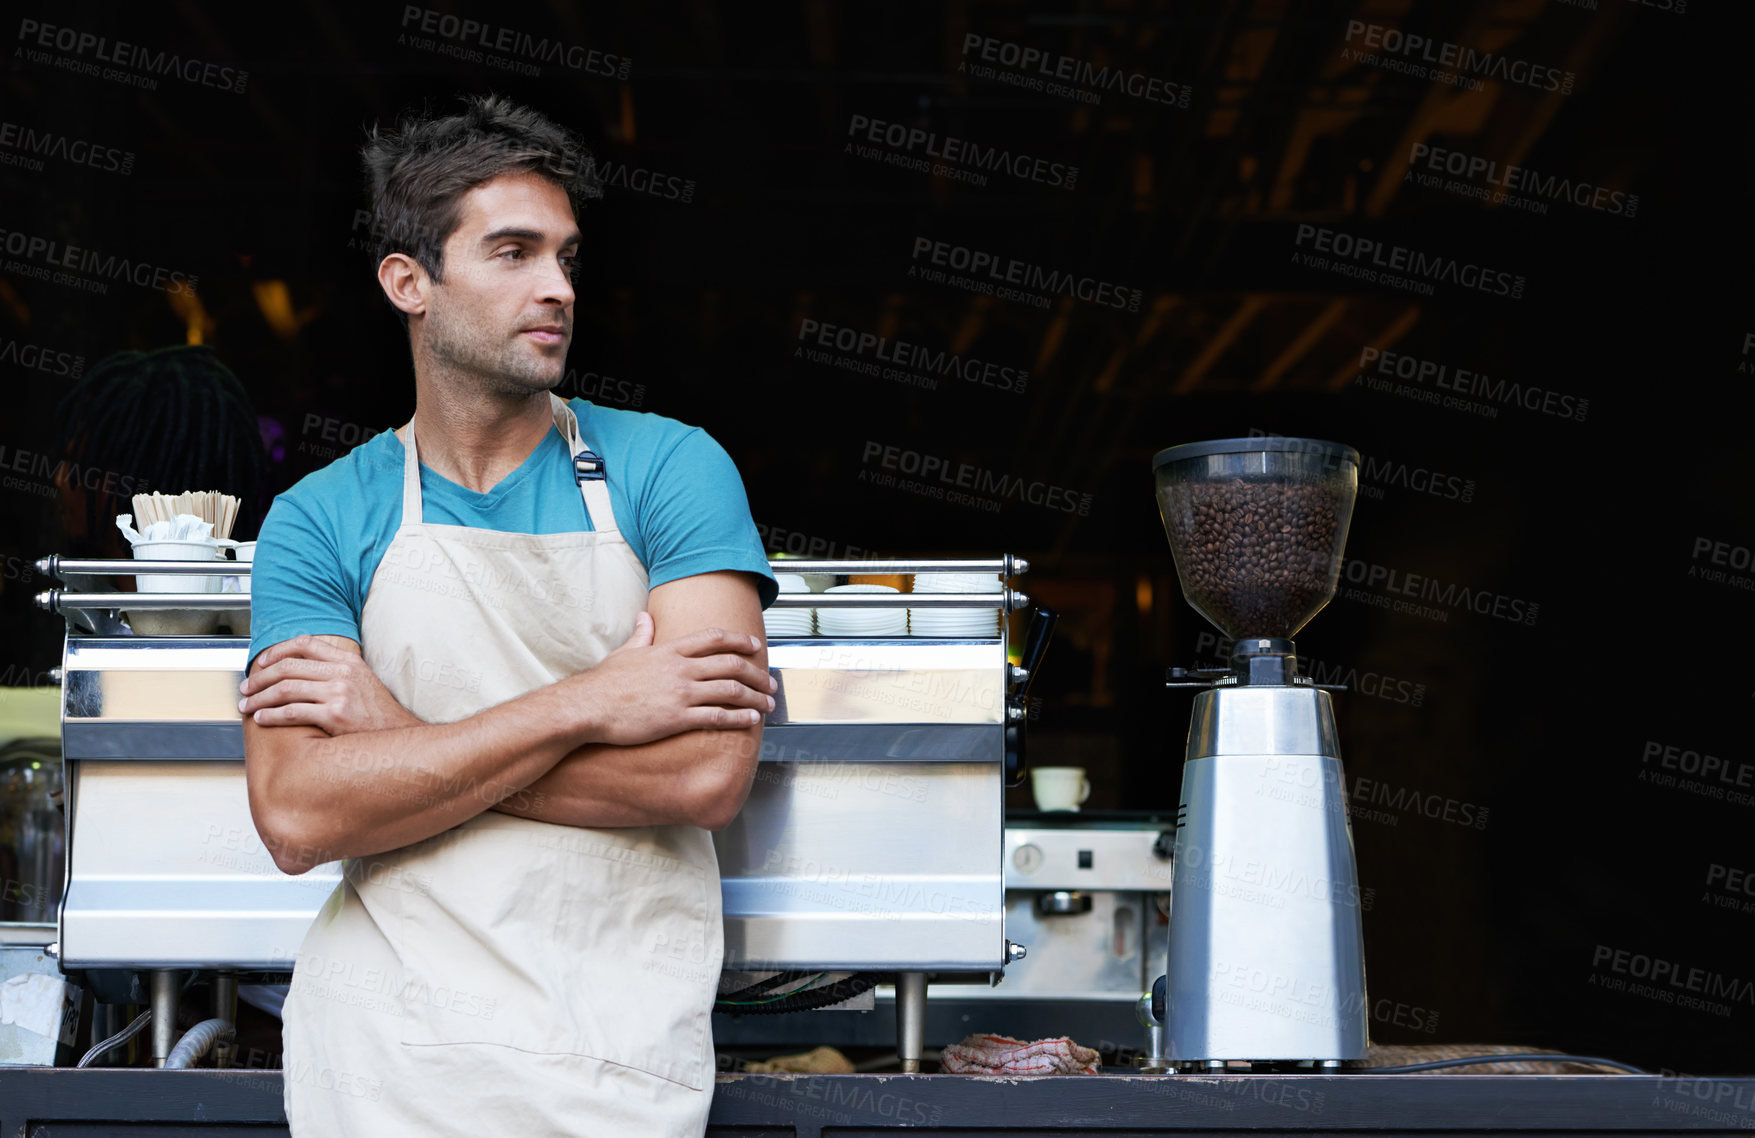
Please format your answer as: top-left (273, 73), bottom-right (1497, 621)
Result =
top-left (684, 726), bottom-right (761, 831)
top-left (251, 800), bottom-right (332, 876)
top-left (244, 755), bottom-right (333, 875)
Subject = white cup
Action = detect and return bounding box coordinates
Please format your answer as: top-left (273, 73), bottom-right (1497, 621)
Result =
top-left (1031, 766), bottom-right (1092, 812)
top-left (129, 540), bottom-right (225, 635)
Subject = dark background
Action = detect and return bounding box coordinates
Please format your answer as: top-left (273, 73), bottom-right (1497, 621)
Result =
top-left (3, 0), bottom-right (1752, 1074)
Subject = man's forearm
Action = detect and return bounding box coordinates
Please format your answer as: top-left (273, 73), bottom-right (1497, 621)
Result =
top-left (490, 723), bottom-right (763, 830)
top-left (253, 679), bottom-right (590, 863)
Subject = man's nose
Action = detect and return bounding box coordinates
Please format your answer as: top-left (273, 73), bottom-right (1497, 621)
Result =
top-left (529, 257), bottom-right (575, 307)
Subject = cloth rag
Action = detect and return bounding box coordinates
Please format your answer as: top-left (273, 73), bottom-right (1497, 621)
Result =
top-left (940, 1034), bottom-right (1101, 1075)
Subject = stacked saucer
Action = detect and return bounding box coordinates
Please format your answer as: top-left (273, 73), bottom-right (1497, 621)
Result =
top-left (817, 584), bottom-right (907, 637)
top-left (763, 573), bottom-right (815, 638)
top-left (908, 572), bottom-right (1001, 637)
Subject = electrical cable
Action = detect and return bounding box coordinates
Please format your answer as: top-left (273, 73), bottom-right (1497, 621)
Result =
top-left (717, 970), bottom-right (820, 1002)
top-left (1359, 1053), bottom-right (1646, 1074)
top-left (77, 1009), bottom-right (152, 1068)
top-left (715, 973), bottom-right (886, 1016)
top-left (718, 973), bottom-right (829, 1006)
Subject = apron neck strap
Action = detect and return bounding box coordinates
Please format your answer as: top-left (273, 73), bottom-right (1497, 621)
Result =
top-left (548, 393), bottom-right (621, 536)
top-left (398, 395), bottom-right (621, 535)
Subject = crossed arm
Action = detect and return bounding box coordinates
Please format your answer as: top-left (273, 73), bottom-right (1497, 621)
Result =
top-left (240, 571), bottom-right (771, 875)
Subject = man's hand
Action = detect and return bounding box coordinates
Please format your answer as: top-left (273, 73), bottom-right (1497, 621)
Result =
top-left (239, 634), bottom-right (421, 735)
top-left (570, 612), bottom-right (776, 747)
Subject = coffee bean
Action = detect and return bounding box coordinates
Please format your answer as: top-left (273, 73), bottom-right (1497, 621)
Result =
top-left (1162, 478), bottom-right (1347, 638)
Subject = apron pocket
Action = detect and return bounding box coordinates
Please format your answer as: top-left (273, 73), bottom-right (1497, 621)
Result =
top-left (365, 817), bottom-right (721, 1091)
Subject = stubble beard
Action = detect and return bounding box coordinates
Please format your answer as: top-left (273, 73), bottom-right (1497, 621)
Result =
top-left (424, 299), bottom-right (564, 398)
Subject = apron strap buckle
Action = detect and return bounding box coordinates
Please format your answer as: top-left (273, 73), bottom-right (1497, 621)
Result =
top-left (574, 450), bottom-right (606, 483)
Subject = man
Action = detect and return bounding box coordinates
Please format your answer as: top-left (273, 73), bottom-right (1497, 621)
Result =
top-left (241, 94), bottom-right (777, 1136)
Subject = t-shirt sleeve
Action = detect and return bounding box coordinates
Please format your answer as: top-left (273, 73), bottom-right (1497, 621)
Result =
top-left (638, 427), bottom-right (778, 609)
top-left (246, 491), bottom-right (362, 670)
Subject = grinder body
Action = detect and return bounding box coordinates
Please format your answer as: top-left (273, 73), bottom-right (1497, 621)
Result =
top-left (1165, 682), bottom-right (1368, 1065)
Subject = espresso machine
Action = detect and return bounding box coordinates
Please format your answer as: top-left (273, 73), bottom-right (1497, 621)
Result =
top-left (1141, 437), bottom-right (1368, 1071)
top-left (34, 553), bottom-right (1050, 1071)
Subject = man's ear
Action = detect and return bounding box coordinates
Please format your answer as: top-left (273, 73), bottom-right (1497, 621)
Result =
top-left (377, 253), bottom-right (429, 321)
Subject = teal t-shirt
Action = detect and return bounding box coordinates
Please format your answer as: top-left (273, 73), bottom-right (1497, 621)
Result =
top-left (248, 398), bottom-right (777, 668)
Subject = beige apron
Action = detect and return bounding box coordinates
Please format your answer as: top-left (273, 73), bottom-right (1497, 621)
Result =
top-left (281, 393), bottom-right (723, 1137)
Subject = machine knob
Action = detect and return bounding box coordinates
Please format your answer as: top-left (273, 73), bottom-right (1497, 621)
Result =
top-left (1035, 890), bottom-right (1093, 917)
top-left (1152, 830), bottom-right (1175, 861)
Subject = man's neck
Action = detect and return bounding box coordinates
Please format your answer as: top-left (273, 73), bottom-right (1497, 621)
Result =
top-left (403, 375), bottom-right (557, 495)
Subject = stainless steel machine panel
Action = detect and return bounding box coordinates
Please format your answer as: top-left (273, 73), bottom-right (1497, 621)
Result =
top-left (57, 638), bottom-right (342, 970)
top-left (62, 760), bottom-right (342, 969)
top-left (1004, 827), bottom-right (1172, 892)
top-left (767, 641), bottom-right (1005, 726)
top-left (716, 636), bottom-right (1010, 973)
top-left (716, 760), bottom-right (1003, 972)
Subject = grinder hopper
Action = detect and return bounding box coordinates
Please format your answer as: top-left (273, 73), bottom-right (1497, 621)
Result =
top-left (1151, 437), bottom-right (1360, 643)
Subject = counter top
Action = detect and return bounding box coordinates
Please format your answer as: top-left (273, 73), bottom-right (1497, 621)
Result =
top-left (0, 1069), bottom-right (1749, 1135)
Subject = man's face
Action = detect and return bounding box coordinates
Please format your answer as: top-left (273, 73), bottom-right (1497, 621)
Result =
top-left (420, 171), bottom-right (579, 395)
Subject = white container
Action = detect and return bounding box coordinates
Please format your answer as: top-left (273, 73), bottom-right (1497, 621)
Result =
top-left (128, 539), bottom-right (224, 636)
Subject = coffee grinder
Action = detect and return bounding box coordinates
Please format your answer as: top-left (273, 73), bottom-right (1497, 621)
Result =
top-left (1141, 437), bottom-right (1367, 1071)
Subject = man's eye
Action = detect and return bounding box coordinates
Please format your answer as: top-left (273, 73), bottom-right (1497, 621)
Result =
top-left (498, 248), bottom-right (526, 261)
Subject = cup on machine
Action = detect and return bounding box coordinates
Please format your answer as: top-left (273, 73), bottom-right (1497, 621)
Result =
top-left (1030, 766), bottom-right (1091, 812)
top-left (127, 539), bottom-right (225, 635)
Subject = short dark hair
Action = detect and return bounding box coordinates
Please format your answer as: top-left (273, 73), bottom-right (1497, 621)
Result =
top-left (360, 94), bottom-right (601, 324)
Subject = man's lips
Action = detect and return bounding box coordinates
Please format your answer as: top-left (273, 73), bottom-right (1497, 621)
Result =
top-left (522, 327), bottom-right (565, 344)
